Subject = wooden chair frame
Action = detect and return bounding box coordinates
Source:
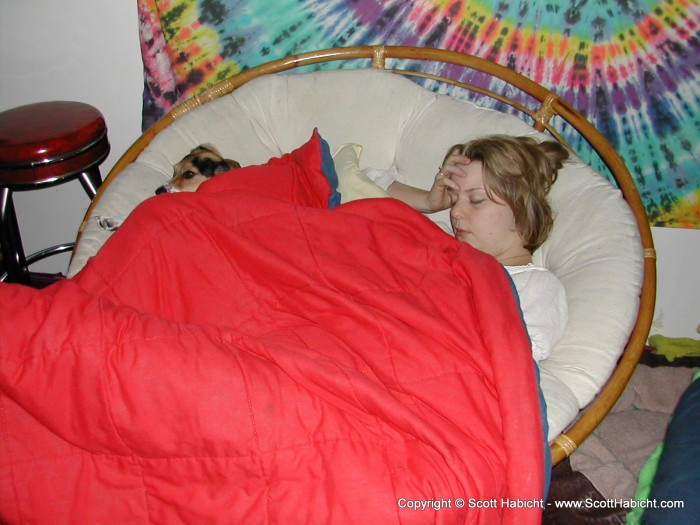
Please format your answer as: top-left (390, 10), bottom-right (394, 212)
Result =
top-left (77, 45), bottom-right (656, 465)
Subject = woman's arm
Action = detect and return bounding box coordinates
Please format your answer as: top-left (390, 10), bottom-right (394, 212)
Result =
top-left (385, 181), bottom-right (434, 213)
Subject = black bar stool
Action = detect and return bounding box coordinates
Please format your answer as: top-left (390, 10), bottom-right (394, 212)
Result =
top-left (0, 101), bottom-right (109, 286)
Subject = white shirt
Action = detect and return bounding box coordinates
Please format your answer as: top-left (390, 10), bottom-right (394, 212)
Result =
top-left (363, 166), bottom-right (404, 191)
top-left (505, 264), bottom-right (568, 361)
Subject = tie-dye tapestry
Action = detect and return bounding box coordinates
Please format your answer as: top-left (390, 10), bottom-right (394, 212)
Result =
top-left (138, 0), bottom-right (700, 228)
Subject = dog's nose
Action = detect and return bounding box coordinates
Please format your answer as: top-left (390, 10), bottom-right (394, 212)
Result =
top-left (155, 185), bottom-right (167, 195)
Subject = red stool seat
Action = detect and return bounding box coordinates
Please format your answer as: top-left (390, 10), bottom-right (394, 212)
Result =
top-left (0, 101), bottom-right (110, 286)
top-left (0, 101), bottom-right (109, 187)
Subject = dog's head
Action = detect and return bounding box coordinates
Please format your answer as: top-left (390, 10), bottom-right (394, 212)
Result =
top-left (155, 145), bottom-right (241, 194)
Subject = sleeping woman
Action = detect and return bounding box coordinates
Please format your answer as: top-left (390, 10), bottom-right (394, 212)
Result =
top-left (378, 135), bottom-right (570, 362)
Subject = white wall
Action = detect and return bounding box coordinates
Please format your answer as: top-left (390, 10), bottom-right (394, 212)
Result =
top-left (1, 2), bottom-right (698, 340)
top-left (650, 227), bottom-right (700, 339)
top-left (0, 1), bottom-right (142, 274)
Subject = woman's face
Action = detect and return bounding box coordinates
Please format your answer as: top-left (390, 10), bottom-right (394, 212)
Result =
top-left (448, 160), bottom-right (525, 261)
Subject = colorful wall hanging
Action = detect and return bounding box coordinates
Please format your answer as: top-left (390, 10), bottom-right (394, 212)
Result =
top-left (138, 0), bottom-right (700, 228)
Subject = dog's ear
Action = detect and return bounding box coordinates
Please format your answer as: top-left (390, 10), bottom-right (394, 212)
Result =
top-left (194, 143), bottom-right (222, 156)
top-left (214, 159), bottom-right (241, 175)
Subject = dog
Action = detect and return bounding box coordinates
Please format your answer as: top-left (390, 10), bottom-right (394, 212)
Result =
top-left (155, 144), bottom-right (240, 194)
top-left (96, 145), bottom-right (240, 231)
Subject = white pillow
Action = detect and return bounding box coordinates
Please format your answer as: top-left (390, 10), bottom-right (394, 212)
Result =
top-left (333, 143), bottom-right (388, 203)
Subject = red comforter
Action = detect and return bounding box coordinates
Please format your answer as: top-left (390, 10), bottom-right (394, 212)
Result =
top-left (0, 132), bottom-right (544, 524)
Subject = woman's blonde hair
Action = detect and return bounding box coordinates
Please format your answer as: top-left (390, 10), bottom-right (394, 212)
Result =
top-left (444, 135), bottom-right (569, 252)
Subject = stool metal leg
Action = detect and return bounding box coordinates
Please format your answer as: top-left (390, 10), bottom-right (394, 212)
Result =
top-left (0, 187), bottom-right (31, 285)
top-left (78, 166), bottom-right (103, 199)
top-left (25, 242), bottom-right (74, 265)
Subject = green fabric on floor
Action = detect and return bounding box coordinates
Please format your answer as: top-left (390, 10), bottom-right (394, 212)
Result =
top-left (649, 334), bottom-right (700, 361)
top-left (626, 444), bottom-right (664, 524)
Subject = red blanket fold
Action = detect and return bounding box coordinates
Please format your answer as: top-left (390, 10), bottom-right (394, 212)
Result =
top-left (0, 132), bottom-right (544, 524)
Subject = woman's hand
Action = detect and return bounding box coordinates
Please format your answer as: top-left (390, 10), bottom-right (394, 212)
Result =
top-left (385, 154), bottom-right (471, 213)
top-left (423, 154), bottom-right (471, 212)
